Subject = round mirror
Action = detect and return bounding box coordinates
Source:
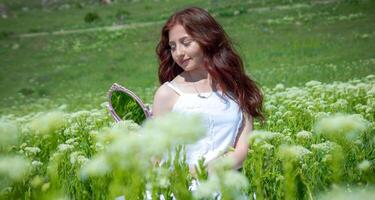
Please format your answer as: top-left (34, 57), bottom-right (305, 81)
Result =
top-left (107, 83), bottom-right (152, 124)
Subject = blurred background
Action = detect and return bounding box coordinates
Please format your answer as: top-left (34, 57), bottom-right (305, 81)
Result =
top-left (0, 0), bottom-right (374, 115)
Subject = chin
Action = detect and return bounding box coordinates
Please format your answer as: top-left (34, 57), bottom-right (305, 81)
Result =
top-left (183, 67), bottom-right (194, 72)
top-left (180, 65), bottom-right (191, 71)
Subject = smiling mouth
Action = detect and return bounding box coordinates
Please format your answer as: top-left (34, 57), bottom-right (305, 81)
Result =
top-left (181, 58), bottom-right (191, 66)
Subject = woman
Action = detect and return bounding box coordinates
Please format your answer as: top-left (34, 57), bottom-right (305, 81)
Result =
top-left (153, 7), bottom-right (263, 172)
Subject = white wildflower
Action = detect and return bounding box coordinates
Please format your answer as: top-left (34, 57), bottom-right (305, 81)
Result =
top-left (278, 145), bottom-right (311, 161)
top-left (100, 102), bottom-right (108, 109)
top-left (70, 110), bottom-right (90, 119)
top-left (335, 99), bottom-right (348, 107)
top-left (315, 112), bottom-right (329, 120)
top-left (65, 138), bottom-right (77, 145)
top-left (296, 130), bottom-right (312, 141)
top-left (70, 152), bottom-right (89, 166)
top-left (260, 143), bottom-right (274, 151)
top-left (274, 84), bottom-right (285, 91)
top-left (31, 160), bottom-right (43, 168)
top-left (249, 131), bottom-right (284, 145)
top-left (57, 144), bottom-right (74, 152)
top-left (305, 80), bottom-right (322, 87)
top-left (366, 86), bottom-right (375, 96)
top-left (311, 141), bottom-right (340, 154)
top-left (365, 74), bottom-right (375, 81)
top-left (24, 147), bottom-right (41, 156)
top-left (285, 88), bottom-right (308, 99)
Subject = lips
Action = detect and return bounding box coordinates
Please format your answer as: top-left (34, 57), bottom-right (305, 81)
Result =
top-left (180, 58), bottom-right (191, 66)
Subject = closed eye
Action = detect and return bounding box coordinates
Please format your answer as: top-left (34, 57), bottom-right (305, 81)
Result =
top-left (183, 41), bottom-right (191, 46)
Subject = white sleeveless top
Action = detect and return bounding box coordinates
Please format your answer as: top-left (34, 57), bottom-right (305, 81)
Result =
top-left (165, 81), bottom-right (243, 166)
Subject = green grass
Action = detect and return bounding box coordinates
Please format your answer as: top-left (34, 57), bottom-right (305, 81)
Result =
top-left (0, 0), bottom-right (209, 34)
top-left (0, 0), bottom-right (374, 115)
top-left (0, 1), bottom-right (374, 199)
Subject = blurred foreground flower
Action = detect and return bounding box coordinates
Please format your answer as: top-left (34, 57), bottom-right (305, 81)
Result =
top-left (0, 155), bottom-right (30, 181)
top-left (195, 157), bottom-right (249, 199)
top-left (29, 111), bottom-right (66, 135)
top-left (357, 160), bottom-right (371, 171)
top-left (278, 145), bottom-right (311, 161)
top-left (0, 120), bottom-right (19, 149)
top-left (140, 112), bottom-right (206, 157)
top-left (318, 185), bottom-right (375, 200)
top-left (141, 112), bottom-right (205, 144)
top-left (81, 112), bottom-right (205, 178)
top-left (315, 114), bottom-right (370, 142)
top-left (80, 155), bottom-right (111, 179)
top-left (97, 120), bottom-right (140, 145)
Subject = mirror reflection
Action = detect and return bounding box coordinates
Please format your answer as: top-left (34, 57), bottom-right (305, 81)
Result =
top-left (107, 83), bottom-right (151, 124)
top-left (109, 90), bottom-right (147, 124)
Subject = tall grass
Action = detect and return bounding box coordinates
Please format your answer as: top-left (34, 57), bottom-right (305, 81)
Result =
top-left (0, 75), bottom-right (374, 199)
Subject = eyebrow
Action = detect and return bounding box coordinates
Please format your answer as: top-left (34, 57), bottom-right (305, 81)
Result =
top-left (168, 36), bottom-right (190, 46)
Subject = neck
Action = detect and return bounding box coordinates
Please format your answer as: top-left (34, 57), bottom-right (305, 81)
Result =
top-left (187, 69), bottom-right (210, 83)
top-left (186, 70), bottom-right (220, 91)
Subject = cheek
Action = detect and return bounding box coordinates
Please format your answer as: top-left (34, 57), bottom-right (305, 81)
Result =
top-left (191, 50), bottom-right (204, 62)
top-left (189, 46), bottom-right (204, 60)
top-left (171, 53), bottom-right (178, 62)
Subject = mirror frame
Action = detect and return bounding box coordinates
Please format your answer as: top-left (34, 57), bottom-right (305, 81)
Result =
top-left (107, 83), bottom-right (152, 123)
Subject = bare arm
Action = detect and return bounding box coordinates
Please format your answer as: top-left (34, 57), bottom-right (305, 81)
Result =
top-left (225, 114), bottom-right (253, 170)
top-left (150, 84), bottom-right (178, 166)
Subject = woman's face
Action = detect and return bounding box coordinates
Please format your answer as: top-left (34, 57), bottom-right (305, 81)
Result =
top-left (168, 24), bottom-right (205, 72)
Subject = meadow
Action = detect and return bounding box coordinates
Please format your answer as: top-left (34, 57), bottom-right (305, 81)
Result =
top-left (0, 0), bottom-right (374, 199)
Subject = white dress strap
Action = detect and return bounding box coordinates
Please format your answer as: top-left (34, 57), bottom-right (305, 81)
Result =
top-left (165, 82), bottom-right (183, 95)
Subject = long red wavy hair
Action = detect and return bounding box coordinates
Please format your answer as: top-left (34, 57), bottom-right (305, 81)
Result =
top-left (156, 7), bottom-right (264, 119)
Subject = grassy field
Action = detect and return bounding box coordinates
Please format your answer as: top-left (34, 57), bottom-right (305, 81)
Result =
top-left (0, 0), bottom-right (374, 114)
top-left (0, 1), bottom-right (374, 199)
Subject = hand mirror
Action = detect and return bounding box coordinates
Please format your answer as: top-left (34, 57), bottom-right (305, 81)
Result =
top-left (107, 83), bottom-right (152, 124)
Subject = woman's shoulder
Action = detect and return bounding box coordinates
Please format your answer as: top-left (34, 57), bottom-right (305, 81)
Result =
top-left (152, 82), bottom-right (180, 116)
top-left (154, 82), bottom-right (176, 100)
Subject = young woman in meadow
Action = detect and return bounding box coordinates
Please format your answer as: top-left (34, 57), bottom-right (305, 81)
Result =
top-left (153, 7), bottom-right (264, 173)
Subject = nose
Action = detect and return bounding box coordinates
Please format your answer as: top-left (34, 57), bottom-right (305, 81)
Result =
top-left (175, 44), bottom-right (184, 58)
